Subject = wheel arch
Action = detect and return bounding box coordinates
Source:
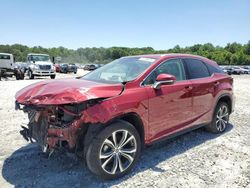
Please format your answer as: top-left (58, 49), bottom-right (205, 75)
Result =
top-left (81, 112), bottom-right (146, 158)
top-left (119, 112), bottom-right (145, 148)
top-left (216, 94), bottom-right (232, 114)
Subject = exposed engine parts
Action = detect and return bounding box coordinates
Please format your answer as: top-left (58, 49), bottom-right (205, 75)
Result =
top-left (17, 100), bottom-right (103, 154)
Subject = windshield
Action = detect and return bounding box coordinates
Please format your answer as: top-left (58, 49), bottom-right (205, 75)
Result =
top-left (0, 54), bottom-right (10, 60)
top-left (29, 55), bottom-right (50, 62)
top-left (82, 57), bottom-right (156, 83)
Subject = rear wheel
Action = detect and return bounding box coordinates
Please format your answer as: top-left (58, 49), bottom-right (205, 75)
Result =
top-left (86, 120), bottom-right (141, 180)
top-left (205, 102), bottom-right (229, 133)
top-left (20, 73), bottom-right (25, 80)
top-left (16, 74), bottom-right (20, 80)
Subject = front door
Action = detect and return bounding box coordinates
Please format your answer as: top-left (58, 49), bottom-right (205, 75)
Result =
top-left (142, 58), bottom-right (194, 142)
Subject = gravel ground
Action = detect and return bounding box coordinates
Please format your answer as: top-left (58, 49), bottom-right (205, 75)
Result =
top-left (0, 72), bottom-right (250, 188)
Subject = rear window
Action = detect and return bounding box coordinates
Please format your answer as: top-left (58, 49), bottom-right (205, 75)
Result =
top-left (0, 55), bottom-right (10, 60)
top-left (205, 63), bottom-right (225, 74)
top-left (184, 58), bottom-right (210, 79)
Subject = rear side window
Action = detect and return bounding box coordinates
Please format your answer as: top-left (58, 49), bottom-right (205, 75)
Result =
top-left (205, 63), bottom-right (225, 74)
top-left (183, 59), bottom-right (210, 79)
top-left (0, 55), bottom-right (10, 60)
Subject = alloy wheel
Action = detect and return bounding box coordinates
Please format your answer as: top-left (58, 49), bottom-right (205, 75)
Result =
top-left (99, 129), bottom-right (137, 175)
top-left (216, 105), bottom-right (229, 132)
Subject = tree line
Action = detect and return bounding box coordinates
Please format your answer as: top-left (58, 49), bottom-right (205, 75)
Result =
top-left (0, 41), bottom-right (250, 65)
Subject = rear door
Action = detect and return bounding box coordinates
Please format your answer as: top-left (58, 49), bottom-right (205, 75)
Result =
top-left (182, 58), bottom-right (215, 124)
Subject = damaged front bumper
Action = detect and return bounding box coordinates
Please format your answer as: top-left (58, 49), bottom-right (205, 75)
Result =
top-left (16, 101), bottom-right (89, 153)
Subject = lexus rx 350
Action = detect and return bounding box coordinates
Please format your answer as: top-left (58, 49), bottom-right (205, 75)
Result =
top-left (15, 54), bottom-right (234, 179)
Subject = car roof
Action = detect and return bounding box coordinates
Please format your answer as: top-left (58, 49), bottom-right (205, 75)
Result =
top-left (27, 53), bottom-right (49, 56)
top-left (0, 53), bottom-right (13, 56)
top-left (128, 53), bottom-right (212, 61)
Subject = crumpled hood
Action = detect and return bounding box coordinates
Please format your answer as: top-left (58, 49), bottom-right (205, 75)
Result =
top-left (15, 78), bottom-right (123, 105)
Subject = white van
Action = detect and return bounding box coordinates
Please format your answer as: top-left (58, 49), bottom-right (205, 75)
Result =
top-left (0, 53), bottom-right (24, 80)
top-left (27, 53), bottom-right (56, 79)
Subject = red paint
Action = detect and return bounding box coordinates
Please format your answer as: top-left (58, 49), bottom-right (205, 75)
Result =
top-left (55, 64), bottom-right (60, 72)
top-left (16, 54), bottom-right (234, 149)
top-left (156, 73), bottom-right (176, 81)
top-left (15, 78), bottom-right (123, 105)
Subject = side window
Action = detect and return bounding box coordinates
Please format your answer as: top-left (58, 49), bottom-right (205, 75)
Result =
top-left (205, 63), bottom-right (225, 74)
top-left (143, 59), bottom-right (186, 85)
top-left (184, 59), bottom-right (210, 79)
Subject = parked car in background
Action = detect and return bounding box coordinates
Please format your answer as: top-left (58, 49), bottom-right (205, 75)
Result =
top-left (83, 64), bottom-right (97, 71)
top-left (55, 64), bottom-right (60, 72)
top-left (16, 54), bottom-right (234, 179)
top-left (88, 64), bottom-right (97, 71)
top-left (240, 67), bottom-right (250, 74)
top-left (232, 66), bottom-right (244, 75)
top-left (58, 63), bottom-right (77, 74)
top-left (59, 63), bottom-right (69, 73)
top-left (83, 64), bottom-right (90, 70)
top-left (26, 53), bottom-right (56, 79)
top-left (222, 67), bottom-right (233, 75)
top-left (243, 66), bottom-right (250, 70)
top-left (68, 63), bottom-right (77, 74)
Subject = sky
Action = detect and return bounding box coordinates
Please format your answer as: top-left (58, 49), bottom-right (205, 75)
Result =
top-left (0, 0), bottom-right (250, 50)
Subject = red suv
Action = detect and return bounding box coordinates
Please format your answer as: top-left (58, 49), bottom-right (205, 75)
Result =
top-left (15, 54), bottom-right (234, 179)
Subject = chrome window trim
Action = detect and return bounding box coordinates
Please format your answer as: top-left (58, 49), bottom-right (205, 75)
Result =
top-left (139, 57), bottom-right (224, 87)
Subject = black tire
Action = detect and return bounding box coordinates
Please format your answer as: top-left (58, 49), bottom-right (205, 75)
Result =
top-left (205, 102), bottom-right (230, 133)
top-left (20, 72), bottom-right (25, 80)
top-left (28, 70), bottom-right (34, 79)
top-left (16, 74), bottom-right (20, 80)
top-left (86, 120), bottom-right (141, 180)
top-left (50, 75), bottom-right (56, 79)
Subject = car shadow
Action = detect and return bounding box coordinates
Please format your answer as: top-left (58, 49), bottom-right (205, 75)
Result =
top-left (2, 124), bottom-right (233, 188)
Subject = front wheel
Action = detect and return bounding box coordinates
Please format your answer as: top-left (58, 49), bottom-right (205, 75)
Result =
top-left (28, 70), bottom-right (34, 79)
top-left (205, 102), bottom-right (230, 133)
top-left (86, 120), bottom-right (141, 180)
top-left (50, 75), bottom-right (56, 79)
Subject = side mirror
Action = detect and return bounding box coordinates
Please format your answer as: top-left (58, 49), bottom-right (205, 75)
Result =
top-left (153, 73), bottom-right (176, 89)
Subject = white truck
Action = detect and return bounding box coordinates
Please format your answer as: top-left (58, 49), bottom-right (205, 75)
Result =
top-left (27, 53), bottom-right (56, 79)
top-left (0, 53), bottom-right (25, 80)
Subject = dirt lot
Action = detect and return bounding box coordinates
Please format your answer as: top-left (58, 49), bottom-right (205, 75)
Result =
top-left (0, 72), bottom-right (250, 188)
